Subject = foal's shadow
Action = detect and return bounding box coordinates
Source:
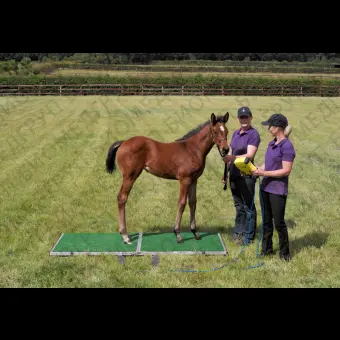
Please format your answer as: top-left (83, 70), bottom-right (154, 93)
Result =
top-left (290, 232), bottom-right (329, 256)
top-left (145, 226), bottom-right (228, 241)
top-left (128, 233), bottom-right (140, 242)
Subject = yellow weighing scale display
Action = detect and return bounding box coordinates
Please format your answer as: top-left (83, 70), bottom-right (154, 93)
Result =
top-left (234, 157), bottom-right (257, 176)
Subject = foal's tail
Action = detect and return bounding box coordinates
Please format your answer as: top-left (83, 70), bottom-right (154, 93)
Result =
top-left (106, 141), bottom-right (124, 174)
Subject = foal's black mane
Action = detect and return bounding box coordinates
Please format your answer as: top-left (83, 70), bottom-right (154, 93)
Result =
top-left (175, 116), bottom-right (225, 142)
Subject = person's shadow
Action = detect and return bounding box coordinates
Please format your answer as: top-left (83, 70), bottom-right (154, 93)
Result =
top-left (253, 220), bottom-right (328, 256)
top-left (286, 219), bottom-right (297, 229)
top-left (290, 232), bottom-right (329, 256)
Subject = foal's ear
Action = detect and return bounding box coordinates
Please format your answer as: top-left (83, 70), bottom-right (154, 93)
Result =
top-left (211, 113), bottom-right (217, 125)
top-left (223, 112), bottom-right (230, 124)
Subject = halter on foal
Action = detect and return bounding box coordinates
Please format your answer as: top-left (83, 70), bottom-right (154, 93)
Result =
top-left (106, 113), bottom-right (230, 244)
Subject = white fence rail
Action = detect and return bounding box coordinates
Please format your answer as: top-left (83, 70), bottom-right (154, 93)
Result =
top-left (1, 84), bottom-right (340, 96)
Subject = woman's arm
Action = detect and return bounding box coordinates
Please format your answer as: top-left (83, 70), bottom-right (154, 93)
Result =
top-left (252, 161), bottom-right (293, 178)
top-left (223, 145), bottom-right (258, 163)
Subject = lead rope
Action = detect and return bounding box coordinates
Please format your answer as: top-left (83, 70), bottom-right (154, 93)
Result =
top-left (172, 178), bottom-right (265, 273)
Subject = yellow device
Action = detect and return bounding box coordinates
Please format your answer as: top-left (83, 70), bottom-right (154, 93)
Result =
top-left (234, 157), bottom-right (257, 176)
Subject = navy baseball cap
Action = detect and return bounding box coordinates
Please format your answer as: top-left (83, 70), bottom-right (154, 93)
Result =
top-left (262, 114), bottom-right (288, 129)
top-left (238, 107), bottom-right (252, 117)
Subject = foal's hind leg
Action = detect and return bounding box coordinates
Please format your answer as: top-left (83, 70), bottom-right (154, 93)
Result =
top-left (174, 179), bottom-right (191, 243)
top-left (188, 181), bottom-right (201, 240)
top-left (117, 174), bottom-right (140, 244)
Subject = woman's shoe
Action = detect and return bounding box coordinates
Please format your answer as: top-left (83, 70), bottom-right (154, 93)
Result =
top-left (280, 254), bottom-right (292, 262)
top-left (259, 251), bottom-right (274, 257)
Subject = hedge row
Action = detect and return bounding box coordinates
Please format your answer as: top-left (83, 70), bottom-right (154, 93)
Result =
top-left (2, 75), bottom-right (340, 87)
top-left (35, 63), bottom-right (340, 74)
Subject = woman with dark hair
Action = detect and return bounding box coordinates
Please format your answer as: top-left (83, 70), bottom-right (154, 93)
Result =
top-left (223, 107), bottom-right (261, 245)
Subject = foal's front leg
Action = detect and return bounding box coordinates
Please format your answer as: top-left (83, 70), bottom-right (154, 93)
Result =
top-left (174, 179), bottom-right (190, 243)
top-left (188, 181), bottom-right (201, 240)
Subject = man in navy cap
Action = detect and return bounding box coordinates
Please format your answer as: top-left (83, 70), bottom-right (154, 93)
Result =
top-left (252, 113), bottom-right (296, 261)
top-left (223, 107), bottom-right (261, 245)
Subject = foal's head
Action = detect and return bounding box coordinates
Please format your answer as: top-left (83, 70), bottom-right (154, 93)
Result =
top-left (210, 112), bottom-right (230, 157)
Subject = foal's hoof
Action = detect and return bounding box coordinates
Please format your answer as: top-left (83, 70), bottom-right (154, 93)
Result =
top-left (191, 229), bottom-right (201, 240)
top-left (122, 236), bottom-right (132, 245)
top-left (175, 234), bottom-right (183, 244)
top-left (194, 233), bottom-right (201, 241)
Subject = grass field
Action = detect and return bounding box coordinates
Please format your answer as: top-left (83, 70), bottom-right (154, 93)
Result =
top-left (50, 68), bottom-right (340, 80)
top-left (1, 95), bottom-right (340, 288)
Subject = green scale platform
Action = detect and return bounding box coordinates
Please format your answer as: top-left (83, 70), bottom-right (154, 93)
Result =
top-left (50, 232), bottom-right (227, 257)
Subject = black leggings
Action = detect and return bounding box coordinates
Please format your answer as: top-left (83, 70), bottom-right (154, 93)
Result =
top-left (260, 190), bottom-right (290, 257)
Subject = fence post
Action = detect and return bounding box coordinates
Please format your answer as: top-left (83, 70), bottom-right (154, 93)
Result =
top-left (142, 86), bottom-right (144, 96)
top-left (18, 86), bottom-right (20, 96)
top-left (182, 86), bottom-right (184, 96)
top-left (60, 86), bottom-right (62, 96)
top-left (300, 87), bottom-right (303, 96)
top-left (222, 86), bottom-right (224, 96)
top-left (202, 86), bottom-right (204, 96)
top-left (162, 86), bottom-right (164, 95)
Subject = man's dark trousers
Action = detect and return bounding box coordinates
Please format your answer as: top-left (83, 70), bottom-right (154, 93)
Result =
top-left (230, 175), bottom-right (257, 243)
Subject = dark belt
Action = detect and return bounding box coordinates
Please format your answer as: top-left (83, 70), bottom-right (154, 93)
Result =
top-left (231, 174), bottom-right (257, 180)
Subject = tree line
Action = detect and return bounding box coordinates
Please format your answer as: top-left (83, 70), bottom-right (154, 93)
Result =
top-left (1, 53), bottom-right (340, 63)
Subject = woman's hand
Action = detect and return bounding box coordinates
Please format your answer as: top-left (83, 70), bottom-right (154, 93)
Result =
top-left (252, 163), bottom-right (265, 176)
top-left (251, 168), bottom-right (265, 177)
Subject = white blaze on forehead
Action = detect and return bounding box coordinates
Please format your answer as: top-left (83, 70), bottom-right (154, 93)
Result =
top-left (220, 126), bottom-right (225, 132)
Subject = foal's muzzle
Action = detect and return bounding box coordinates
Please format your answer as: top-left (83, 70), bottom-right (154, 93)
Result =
top-left (221, 147), bottom-right (229, 157)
